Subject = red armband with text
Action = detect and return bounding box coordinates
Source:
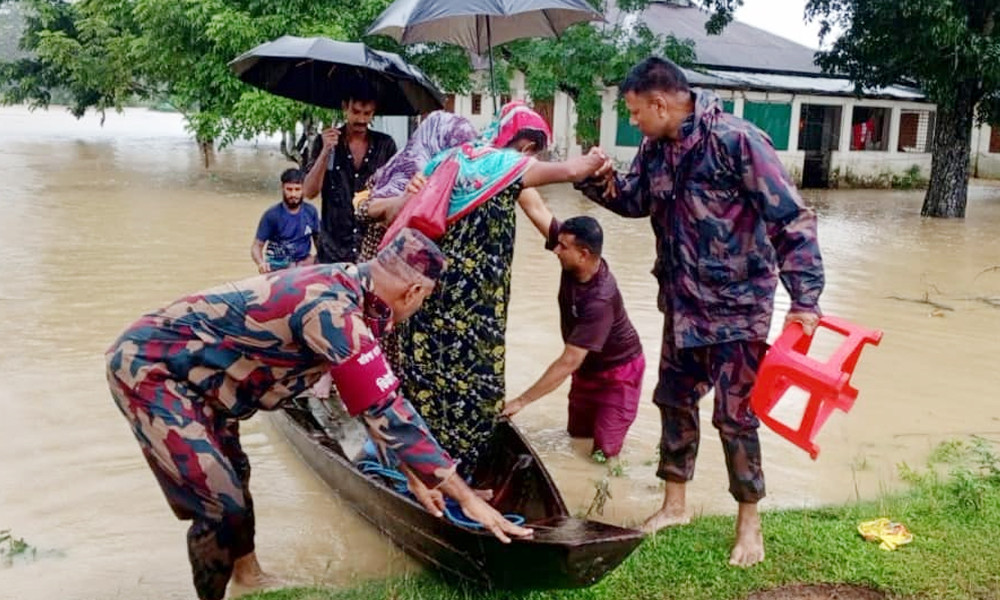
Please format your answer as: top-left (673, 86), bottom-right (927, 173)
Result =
top-left (328, 343), bottom-right (400, 416)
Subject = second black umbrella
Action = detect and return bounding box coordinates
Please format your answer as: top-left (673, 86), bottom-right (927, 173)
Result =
top-left (229, 35), bottom-right (444, 115)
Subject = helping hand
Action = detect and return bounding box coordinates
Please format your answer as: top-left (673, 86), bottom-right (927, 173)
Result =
top-left (438, 472), bottom-right (533, 543)
top-left (784, 311), bottom-right (821, 336)
top-left (405, 173), bottom-right (427, 196)
top-left (588, 146), bottom-right (612, 176)
top-left (587, 147), bottom-right (617, 198)
top-left (456, 493), bottom-right (533, 544)
top-left (501, 397), bottom-right (528, 418)
top-left (572, 149), bottom-right (606, 182)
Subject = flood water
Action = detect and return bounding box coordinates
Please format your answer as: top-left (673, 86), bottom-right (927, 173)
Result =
top-left (1, 105), bottom-right (998, 599)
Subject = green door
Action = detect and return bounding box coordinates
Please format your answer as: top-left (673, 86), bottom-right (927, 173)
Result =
top-left (742, 101), bottom-right (791, 151)
top-left (616, 114), bottom-right (643, 147)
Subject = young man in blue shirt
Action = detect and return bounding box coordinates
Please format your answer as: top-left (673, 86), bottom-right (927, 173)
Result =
top-left (251, 168), bottom-right (320, 273)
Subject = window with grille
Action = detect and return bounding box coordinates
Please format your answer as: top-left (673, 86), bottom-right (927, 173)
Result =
top-left (849, 106), bottom-right (890, 151)
top-left (898, 110), bottom-right (935, 153)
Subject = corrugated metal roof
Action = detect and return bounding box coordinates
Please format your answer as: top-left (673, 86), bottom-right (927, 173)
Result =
top-left (680, 67), bottom-right (734, 87)
top-left (605, 1), bottom-right (823, 74)
top-left (602, 2), bottom-right (928, 102)
top-left (696, 69), bottom-right (927, 101)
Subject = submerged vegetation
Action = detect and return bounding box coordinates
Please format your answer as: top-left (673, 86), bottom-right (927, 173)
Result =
top-left (248, 437), bottom-right (1000, 600)
top-left (832, 165), bottom-right (929, 190)
top-left (0, 529), bottom-right (36, 566)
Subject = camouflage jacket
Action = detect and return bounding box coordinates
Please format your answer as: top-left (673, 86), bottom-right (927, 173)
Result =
top-left (106, 263), bottom-right (455, 487)
top-left (577, 90), bottom-right (824, 348)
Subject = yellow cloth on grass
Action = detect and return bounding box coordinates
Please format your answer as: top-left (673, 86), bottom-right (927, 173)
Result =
top-left (858, 518), bottom-right (913, 551)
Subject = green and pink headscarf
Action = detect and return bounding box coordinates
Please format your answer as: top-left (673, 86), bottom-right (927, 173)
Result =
top-left (424, 100), bottom-right (552, 222)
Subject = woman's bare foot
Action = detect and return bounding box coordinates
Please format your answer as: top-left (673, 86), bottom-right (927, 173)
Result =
top-left (641, 481), bottom-right (690, 534)
top-left (729, 502), bottom-right (765, 567)
top-left (230, 552), bottom-right (284, 593)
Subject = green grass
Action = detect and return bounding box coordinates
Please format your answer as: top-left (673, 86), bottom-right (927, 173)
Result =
top-left (247, 439), bottom-right (1000, 600)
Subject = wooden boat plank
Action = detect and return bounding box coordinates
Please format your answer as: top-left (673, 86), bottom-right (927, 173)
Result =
top-left (269, 399), bottom-right (644, 589)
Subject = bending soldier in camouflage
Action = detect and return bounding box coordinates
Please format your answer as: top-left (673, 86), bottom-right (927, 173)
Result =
top-left (106, 228), bottom-right (531, 600)
top-left (578, 57), bottom-right (825, 567)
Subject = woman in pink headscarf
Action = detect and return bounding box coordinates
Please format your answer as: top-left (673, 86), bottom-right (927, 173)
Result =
top-left (316, 105), bottom-right (582, 404)
top-left (393, 101), bottom-right (601, 477)
top-left (355, 111), bottom-right (480, 262)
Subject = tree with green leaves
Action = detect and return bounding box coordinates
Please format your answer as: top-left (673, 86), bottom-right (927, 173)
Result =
top-left (2, 0), bottom-right (696, 160)
top-left (2, 0), bottom-right (697, 165)
top-left (0, 0), bottom-right (476, 166)
top-left (0, 0), bottom-right (143, 119)
top-left (503, 1), bottom-right (696, 150)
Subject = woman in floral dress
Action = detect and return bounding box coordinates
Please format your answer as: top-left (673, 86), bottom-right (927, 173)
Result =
top-left (397, 102), bottom-right (602, 477)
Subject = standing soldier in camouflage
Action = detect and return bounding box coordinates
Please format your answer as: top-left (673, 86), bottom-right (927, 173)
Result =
top-left (578, 56), bottom-right (825, 567)
top-left (106, 228), bottom-right (530, 600)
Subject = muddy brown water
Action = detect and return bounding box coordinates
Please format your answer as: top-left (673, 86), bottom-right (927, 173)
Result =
top-left (1, 106), bottom-right (998, 599)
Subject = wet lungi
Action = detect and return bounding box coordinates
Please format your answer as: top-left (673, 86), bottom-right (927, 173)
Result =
top-left (567, 354), bottom-right (645, 457)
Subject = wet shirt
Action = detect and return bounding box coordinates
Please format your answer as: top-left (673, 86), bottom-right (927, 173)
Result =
top-left (308, 128), bottom-right (397, 263)
top-left (558, 260), bottom-right (643, 374)
top-left (576, 90), bottom-right (824, 349)
top-left (106, 263), bottom-right (455, 487)
top-left (254, 202), bottom-right (319, 266)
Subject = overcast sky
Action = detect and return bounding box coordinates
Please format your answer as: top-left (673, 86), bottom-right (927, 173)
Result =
top-left (732, 0), bottom-right (829, 49)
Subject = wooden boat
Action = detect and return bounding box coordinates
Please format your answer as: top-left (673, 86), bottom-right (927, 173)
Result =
top-left (270, 398), bottom-right (645, 589)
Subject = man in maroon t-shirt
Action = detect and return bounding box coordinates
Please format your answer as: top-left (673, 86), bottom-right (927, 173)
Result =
top-left (503, 216), bottom-right (644, 459)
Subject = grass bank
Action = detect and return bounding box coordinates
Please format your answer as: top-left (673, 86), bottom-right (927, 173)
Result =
top-left (247, 439), bottom-right (1000, 600)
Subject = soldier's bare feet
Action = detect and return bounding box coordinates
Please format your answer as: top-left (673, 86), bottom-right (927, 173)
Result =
top-left (641, 481), bottom-right (690, 534)
top-left (231, 552), bottom-right (284, 594)
top-left (729, 502), bottom-right (765, 567)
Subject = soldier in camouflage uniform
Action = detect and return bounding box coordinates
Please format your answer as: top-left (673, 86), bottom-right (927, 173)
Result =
top-left (577, 57), bottom-right (825, 567)
top-left (106, 228), bottom-right (531, 600)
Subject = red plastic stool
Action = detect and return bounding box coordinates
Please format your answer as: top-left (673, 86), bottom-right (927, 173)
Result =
top-left (750, 316), bottom-right (883, 459)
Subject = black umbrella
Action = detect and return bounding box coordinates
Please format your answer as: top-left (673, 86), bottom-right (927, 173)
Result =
top-left (229, 35), bottom-right (445, 115)
top-left (366, 0), bottom-right (603, 111)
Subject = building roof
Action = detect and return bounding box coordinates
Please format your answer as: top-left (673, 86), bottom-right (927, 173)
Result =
top-left (606, 0), bottom-right (823, 75)
top-left (608, 1), bottom-right (928, 102)
top-left (693, 68), bottom-right (927, 101)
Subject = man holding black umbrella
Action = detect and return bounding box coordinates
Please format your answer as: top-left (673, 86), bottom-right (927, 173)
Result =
top-left (230, 36), bottom-right (448, 262)
top-left (303, 85), bottom-right (397, 264)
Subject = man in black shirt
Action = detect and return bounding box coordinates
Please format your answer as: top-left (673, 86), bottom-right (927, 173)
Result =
top-left (304, 89), bottom-right (398, 263)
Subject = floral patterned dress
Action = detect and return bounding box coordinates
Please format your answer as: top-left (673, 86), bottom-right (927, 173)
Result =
top-left (398, 182), bottom-right (522, 478)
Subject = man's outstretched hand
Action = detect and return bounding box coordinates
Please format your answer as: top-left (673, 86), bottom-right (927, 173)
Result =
top-left (437, 471), bottom-right (533, 543)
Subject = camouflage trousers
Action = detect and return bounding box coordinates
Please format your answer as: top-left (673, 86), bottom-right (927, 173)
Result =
top-left (108, 370), bottom-right (255, 600)
top-left (653, 315), bottom-right (768, 503)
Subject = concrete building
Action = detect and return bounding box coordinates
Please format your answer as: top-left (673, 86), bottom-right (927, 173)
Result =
top-left (445, 0), bottom-right (1000, 186)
